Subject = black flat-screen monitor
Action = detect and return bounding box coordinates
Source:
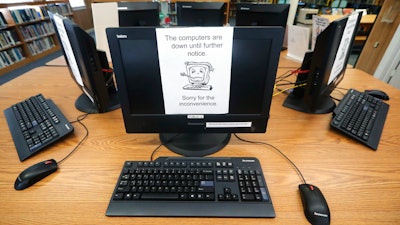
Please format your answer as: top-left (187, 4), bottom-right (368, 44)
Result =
top-left (235, 3), bottom-right (290, 27)
top-left (176, 2), bottom-right (226, 26)
top-left (283, 12), bottom-right (363, 114)
top-left (50, 13), bottom-right (120, 113)
top-left (118, 2), bottom-right (160, 27)
top-left (106, 27), bottom-right (284, 156)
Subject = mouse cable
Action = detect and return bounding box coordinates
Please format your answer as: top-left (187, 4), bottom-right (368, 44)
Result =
top-left (57, 113), bottom-right (90, 166)
top-left (233, 133), bottom-right (307, 185)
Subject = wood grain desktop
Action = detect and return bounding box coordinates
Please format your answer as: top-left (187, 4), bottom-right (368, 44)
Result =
top-left (0, 53), bottom-right (399, 225)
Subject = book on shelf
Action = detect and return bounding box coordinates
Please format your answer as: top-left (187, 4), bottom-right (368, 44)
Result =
top-left (0, 12), bottom-right (7, 27)
top-left (39, 6), bottom-right (50, 18)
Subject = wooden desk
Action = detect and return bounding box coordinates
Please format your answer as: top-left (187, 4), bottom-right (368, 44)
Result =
top-left (0, 55), bottom-right (399, 225)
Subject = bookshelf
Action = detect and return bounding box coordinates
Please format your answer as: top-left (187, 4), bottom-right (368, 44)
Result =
top-left (0, 1), bottom-right (73, 77)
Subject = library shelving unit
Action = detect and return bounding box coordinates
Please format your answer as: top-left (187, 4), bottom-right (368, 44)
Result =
top-left (0, 1), bottom-right (73, 77)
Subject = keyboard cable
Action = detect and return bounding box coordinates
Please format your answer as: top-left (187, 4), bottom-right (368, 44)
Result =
top-left (150, 134), bottom-right (182, 161)
top-left (149, 132), bottom-right (308, 185)
top-left (233, 133), bottom-right (307, 185)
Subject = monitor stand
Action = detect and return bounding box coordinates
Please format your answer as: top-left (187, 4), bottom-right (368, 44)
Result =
top-left (283, 93), bottom-right (336, 114)
top-left (75, 92), bottom-right (120, 114)
top-left (160, 133), bottom-right (231, 157)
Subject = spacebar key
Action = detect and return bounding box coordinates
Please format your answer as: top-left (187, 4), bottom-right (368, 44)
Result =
top-left (141, 193), bottom-right (179, 200)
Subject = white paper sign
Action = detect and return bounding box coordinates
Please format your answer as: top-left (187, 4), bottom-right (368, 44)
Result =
top-left (287, 25), bottom-right (311, 62)
top-left (156, 27), bottom-right (234, 115)
top-left (311, 15), bottom-right (330, 51)
top-left (329, 12), bottom-right (359, 84)
top-left (53, 14), bottom-right (94, 103)
top-left (53, 14), bottom-right (83, 86)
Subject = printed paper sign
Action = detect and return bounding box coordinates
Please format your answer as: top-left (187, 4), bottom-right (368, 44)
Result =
top-left (156, 27), bottom-right (234, 114)
top-left (53, 14), bottom-right (95, 103)
top-left (329, 12), bottom-right (359, 84)
top-left (53, 14), bottom-right (83, 87)
top-left (312, 15), bottom-right (330, 51)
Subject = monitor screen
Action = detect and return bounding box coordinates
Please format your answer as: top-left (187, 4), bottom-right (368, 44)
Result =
top-left (50, 13), bottom-right (120, 113)
top-left (235, 3), bottom-right (290, 27)
top-left (118, 2), bottom-right (160, 27)
top-left (176, 2), bottom-right (226, 26)
top-left (106, 27), bottom-right (284, 156)
top-left (283, 12), bottom-right (363, 114)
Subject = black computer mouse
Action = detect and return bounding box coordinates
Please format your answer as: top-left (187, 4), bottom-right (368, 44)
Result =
top-left (299, 184), bottom-right (330, 225)
top-left (14, 159), bottom-right (58, 190)
top-left (365, 89), bottom-right (390, 100)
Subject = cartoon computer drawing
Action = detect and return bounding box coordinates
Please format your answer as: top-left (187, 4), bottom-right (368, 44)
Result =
top-left (180, 61), bottom-right (214, 90)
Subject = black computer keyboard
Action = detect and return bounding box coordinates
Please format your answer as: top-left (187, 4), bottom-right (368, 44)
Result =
top-left (331, 89), bottom-right (389, 150)
top-left (4, 94), bottom-right (74, 161)
top-left (106, 156), bottom-right (275, 218)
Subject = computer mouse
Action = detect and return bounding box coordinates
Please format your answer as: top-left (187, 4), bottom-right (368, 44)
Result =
top-left (14, 159), bottom-right (58, 190)
top-left (365, 89), bottom-right (389, 100)
top-left (299, 184), bottom-right (330, 225)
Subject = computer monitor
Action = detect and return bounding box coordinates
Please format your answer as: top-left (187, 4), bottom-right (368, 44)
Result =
top-left (50, 13), bottom-right (120, 114)
top-left (235, 3), bottom-right (290, 27)
top-left (176, 2), bottom-right (226, 26)
top-left (106, 27), bottom-right (284, 156)
top-left (283, 12), bottom-right (362, 114)
top-left (117, 2), bottom-right (160, 27)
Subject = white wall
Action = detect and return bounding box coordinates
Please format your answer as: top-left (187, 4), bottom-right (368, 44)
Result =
top-left (92, 2), bottom-right (119, 61)
top-left (374, 24), bottom-right (400, 90)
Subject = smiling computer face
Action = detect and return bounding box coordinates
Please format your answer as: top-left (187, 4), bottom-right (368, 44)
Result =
top-left (188, 65), bottom-right (209, 84)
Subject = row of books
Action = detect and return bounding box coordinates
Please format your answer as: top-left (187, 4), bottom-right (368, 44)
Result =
top-left (47, 3), bottom-right (73, 16)
top-left (10, 8), bottom-right (42, 24)
top-left (27, 36), bottom-right (55, 56)
top-left (0, 38), bottom-right (57, 68)
top-left (0, 3), bottom-right (71, 71)
top-left (20, 22), bottom-right (55, 41)
top-left (9, 3), bottom-right (72, 24)
top-left (0, 47), bottom-right (25, 69)
top-left (0, 30), bottom-right (20, 50)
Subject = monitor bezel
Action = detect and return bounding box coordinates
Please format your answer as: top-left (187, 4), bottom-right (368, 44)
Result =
top-left (117, 2), bottom-right (160, 27)
top-left (107, 26), bottom-right (284, 156)
top-left (235, 3), bottom-right (290, 27)
top-left (176, 2), bottom-right (227, 26)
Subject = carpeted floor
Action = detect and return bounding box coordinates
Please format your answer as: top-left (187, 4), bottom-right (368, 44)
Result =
top-left (0, 50), bottom-right (63, 85)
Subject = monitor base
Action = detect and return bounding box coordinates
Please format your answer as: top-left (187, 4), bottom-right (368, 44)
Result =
top-left (75, 92), bottom-right (120, 114)
top-left (283, 93), bottom-right (336, 114)
top-left (160, 133), bottom-right (231, 157)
